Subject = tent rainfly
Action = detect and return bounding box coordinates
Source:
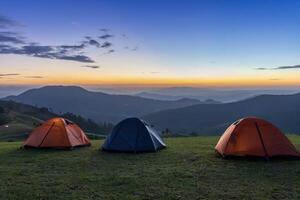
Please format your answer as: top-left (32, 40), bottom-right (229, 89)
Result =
top-left (23, 117), bottom-right (91, 149)
top-left (102, 117), bottom-right (166, 152)
top-left (215, 117), bottom-right (300, 158)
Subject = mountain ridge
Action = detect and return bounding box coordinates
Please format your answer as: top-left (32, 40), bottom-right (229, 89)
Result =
top-left (3, 85), bottom-right (202, 123)
top-left (143, 93), bottom-right (300, 135)
top-left (135, 87), bottom-right (299, 102)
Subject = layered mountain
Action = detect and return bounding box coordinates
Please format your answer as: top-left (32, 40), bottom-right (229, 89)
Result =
top-left (144, 93), bottom-right (300, 135)
top-left (135, 87), bottom-right (299, 102)
top-left (4, 86), bottom-right (201, 123)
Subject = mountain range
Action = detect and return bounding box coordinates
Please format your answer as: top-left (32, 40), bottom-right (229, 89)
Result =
top-left (4, 85), bottom-right (300, 136)
top-left (144, 93), bottom-right (300, 135)
top-left (135, 87), bottom-right (299, 102)
top-left (3, 86), bottom-right (202, 123)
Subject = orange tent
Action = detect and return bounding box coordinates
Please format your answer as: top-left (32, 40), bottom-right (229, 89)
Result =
top-left (24, 117), bottom-right (91, 149)
top-left (215, 117), bottom-right (300, 158)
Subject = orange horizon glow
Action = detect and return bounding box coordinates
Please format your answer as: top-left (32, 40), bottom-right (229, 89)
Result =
top-left (1, 76), bottom-right (300, 88)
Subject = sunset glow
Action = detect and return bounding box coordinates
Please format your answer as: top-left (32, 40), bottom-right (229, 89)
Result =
top-left (1, 0), bottom-right (300, 88)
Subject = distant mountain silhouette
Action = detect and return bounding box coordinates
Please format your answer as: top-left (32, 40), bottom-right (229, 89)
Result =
top-left (136, 87), bottom-right (299, 102)
top-left (144, 93), bottom-right (300, 135)
top-left (3, 86), bottom-right (201, 123)
top-left (135, 91), bottom-right (221, 103)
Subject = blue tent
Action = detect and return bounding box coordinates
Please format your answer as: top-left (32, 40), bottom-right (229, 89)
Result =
top-left (102, 118), bottom-right (166, 152)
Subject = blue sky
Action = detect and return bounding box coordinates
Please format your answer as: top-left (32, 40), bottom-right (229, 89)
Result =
top-left (1, 0), bottom-right (300, 87)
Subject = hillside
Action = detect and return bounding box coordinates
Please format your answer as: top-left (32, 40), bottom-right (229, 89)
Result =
top-left (0, 136), bottom-right (300, 199)
top-left (0, 100), bottom-right (56, 140)
top-left (0, 100), bottom-right (111, 141)
top-left (144, 93), bottom-right (300, 135)
top-left (4, 86), bottom-right (201, 123)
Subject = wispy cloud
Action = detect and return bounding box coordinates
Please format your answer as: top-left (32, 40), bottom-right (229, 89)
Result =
top-left (0, 31), bottom-right (26, 44)
top-left (81, 65), bottom-right (100, 69)
top-left (83, 37), bottom-right (101, 48)
top-left (0, 14), bottom-right (139, 64)
top-left (59, 44), bottom-right (85, 51)
top-left (0, 73), bottom-right (19, 77)
top-left (103, 49), bottom-right (115, 55)
top-left (124, 45), bottom-right (139, 51)
top-left (99, 34), bottom-right (114, 39)
top-left (56, 55), bottom-right (94, 63)
top-left (23, 76), bottom-right (44, 78)
top-left (254, 65), bottom-right (300, 70)
top-left (0, 44), bottom-right (95, 63)
top-left (0, 15), bottom-right (18, 28)
top-left (269, 78), bottom-right (281, 81)
top-left (101, 41), bottom-right (112, 48)
top-left (99, 28), bottom-right (109, 32)
top-left (0, 15), bottom-right (98, 63)
top-left (274, 65), bottom-right (300, 70)
top-left (254, 67), bottom-right (268, 70)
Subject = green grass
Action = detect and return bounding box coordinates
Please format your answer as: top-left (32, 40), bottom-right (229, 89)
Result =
top-left (0, 111), bottom-right (43, 141)
top-left (0, 123), bottom-right (32, 140)
top-left (1, 136), bottom-right (300, 200)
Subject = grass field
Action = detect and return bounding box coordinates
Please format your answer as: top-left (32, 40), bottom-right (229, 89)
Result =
top-left (0, 111), bottom-right (44, 141)
top-left (1, 136), bottom-right (300, 200)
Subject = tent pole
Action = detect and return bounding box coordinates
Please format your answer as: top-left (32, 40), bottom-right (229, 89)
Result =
top-left (255, 122), bottom-right (269, 161)
top-left (38, 122), bottom-right (55, 147)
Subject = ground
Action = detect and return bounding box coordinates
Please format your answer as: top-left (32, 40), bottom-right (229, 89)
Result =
top-left (0, 136), bottom-right (300, 200)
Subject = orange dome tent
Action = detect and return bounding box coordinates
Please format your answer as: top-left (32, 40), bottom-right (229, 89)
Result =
top-left (24, 117), bottom-right (91, 149)
top-left (215, 117), bottom-right (300, 158)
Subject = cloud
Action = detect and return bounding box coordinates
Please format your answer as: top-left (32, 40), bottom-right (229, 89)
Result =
top-left (103, 49), bottom-right (115, 54)
top-left (58, 44), bottom-right (85, 50)
top-left (56, 54), bottom-right (94, 63)
top-left (0, 44), bottom-right (95, 63)
top-left (274, 65), bottom-right (300, 70)
top-left (99, 34), bottom-right (113, 39)
top-left (254, 65), bottom-right (300, 70)
top-left (101, 41), bottom-right (112, 48)
top-left (124, 45), bottom-right (139, 51)
top-left (254, 67), bottom-right (268, 70)
top-left (23, 76), bottom-right (43, 78)
top-left (0, 73), bottom-right (19, 77)
top-left (0, 14), bottom-right (141, 64)
top-left (21, 45), bottom-right (53, 54)
top-left (82, 37), bottom-right (101, 48)
top-left (269, 78), bottom-right (281, 81)
top-left (0, 15), bottom-right (18, 28)
top-left (88, 39), bottom-right (100, 47)
top-left (0, 31), bottom-right (26, 44)
top-left (81, 65), bottom-right (100, 69)
top-left (99, 28), bottom-right (109, 32)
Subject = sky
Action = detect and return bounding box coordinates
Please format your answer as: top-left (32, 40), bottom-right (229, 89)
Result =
top-left (1, 0), bottom-right (300, 88)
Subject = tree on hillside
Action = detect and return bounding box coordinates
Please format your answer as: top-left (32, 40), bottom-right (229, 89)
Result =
top-left (0, 106), bottom-right (10, 126)
top-left (60, 112), bottom-right (113, 134)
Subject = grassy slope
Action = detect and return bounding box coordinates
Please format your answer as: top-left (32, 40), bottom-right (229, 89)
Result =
top-left (1, 137), bottom-right (300, 199)
top-left (0, 111), bottom-right (44, 140)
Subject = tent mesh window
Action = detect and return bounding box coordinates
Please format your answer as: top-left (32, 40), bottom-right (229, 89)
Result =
top-left (64, 119), bottom-right (74, 125)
